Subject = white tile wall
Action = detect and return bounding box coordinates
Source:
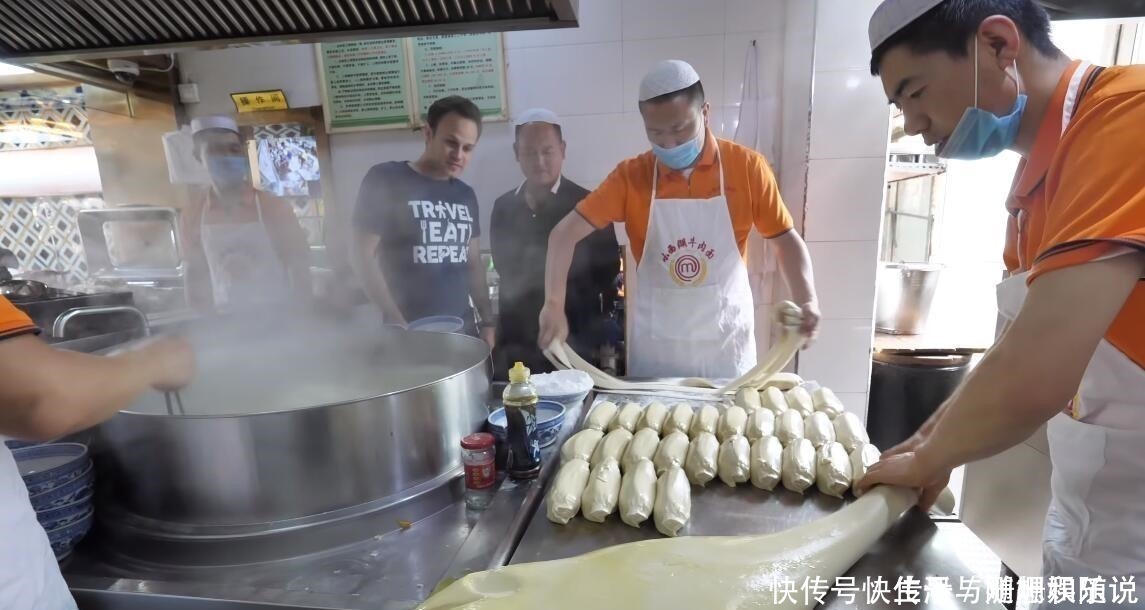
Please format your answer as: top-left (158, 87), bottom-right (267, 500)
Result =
top-left (813, 0), bottom-right (881, 72)
top-left (809, 69), bottom-right (892, 160)
top-left (799, 318), bottom-right (875, 394)
top-left (808, 240), bottom-right (880, 319)
top-left (726, 0), bottom-right (785, 34)
top-left (804, 157), bottom-right (886, 242)
top-left (505, 0), bottom-right (622, 48)
top-left (506, 42), bottom-right (625, 117)
top-left (622, 0), bottom-right (727, 41)
top-left (622, 35), bottom-right (728, 107)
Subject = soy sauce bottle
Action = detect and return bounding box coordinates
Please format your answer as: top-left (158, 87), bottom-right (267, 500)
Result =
top-left (502, 362), bottom-right (541, 479)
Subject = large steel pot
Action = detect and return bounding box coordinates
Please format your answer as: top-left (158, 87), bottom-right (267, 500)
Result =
top-left (875, 262), bottom-right (942, 335)
top-left (90, 313), bottom-right (489, 564)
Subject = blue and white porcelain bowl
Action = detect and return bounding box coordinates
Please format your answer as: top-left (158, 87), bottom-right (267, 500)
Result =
top-left (486, 400), bottom-right (567, 448)
top-left (36, 487), bottom-right (94, 532)
top-left (28, 462), bottom-right (94, 512)
top-left (45, 508), bottom-right (93, 559)
top-left (14, 443), bottom-right (90, 496)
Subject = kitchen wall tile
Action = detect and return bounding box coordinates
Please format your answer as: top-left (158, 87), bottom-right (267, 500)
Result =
top-left (559, 113), bottom-right (646, 185)
top-left (505, 0), bottom-right (622, 48)
top-left (726, 0), bottom-right (786, 34)
top-left (724, 31), bottom-right (783, 159)
top-left (798, 317), bottom-right (875, 394)
top-left (808, 240), bottom-right (880, 319)
top-left (506, 42), bottom-right (624, 117)
top-left (622, 0), bottom-right (726, 41)
top-left (777, 0), bottom-right (815, 228)
top-left (804, 157), bottom-right (887, 242)
top-left (814, 0), bottom-right (882, 72)
top-left (808, 69), bottom-right (891, 160)
top-left (622, 36), bottom-right (728, 108)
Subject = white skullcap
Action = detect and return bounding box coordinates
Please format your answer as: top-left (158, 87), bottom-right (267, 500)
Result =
top-left (638, 60), bottom-right (701, 102)
top-left (514, 108), bottom-right (562, 127)
top-left (869, 0), bottom-right (945, 52)
top-left (190, 115), bottom-right (239, 136)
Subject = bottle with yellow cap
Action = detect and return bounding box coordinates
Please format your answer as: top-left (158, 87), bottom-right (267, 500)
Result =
top-left (503, 361), bottom-right (541, 479)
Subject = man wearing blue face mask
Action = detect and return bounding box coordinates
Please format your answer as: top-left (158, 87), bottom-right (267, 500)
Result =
top-left (181, 116), bottom-right (312, 313)
top-left (539, 60), bottom-right (820, 379)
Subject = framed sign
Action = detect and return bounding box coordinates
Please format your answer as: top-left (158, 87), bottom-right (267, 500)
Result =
top-left (231, 89), bottom-right (289, 112)
top-left (409, 33), bottom-right (508, 122)
top-left (316, 38), bottom-right (413, 132)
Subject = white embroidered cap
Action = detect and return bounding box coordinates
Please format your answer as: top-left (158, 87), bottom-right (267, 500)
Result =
top-left (869, 0), bottom-right (946, 52)
top-left (638, 59), bottom-right (701, 102)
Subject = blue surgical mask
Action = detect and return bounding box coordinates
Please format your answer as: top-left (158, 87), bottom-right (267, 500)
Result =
top-left (206, 155), bottom-right (250, 192)
top-left (651, 131), bottom-right (703, 170)
top-left (938, 47), bottom-right (1026, 160)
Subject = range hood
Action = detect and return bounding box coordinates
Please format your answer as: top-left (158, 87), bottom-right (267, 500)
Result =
top-left (0, 0), bottom-right (577, 63)
top-left (1039, 0), bottom-right (1145, 19)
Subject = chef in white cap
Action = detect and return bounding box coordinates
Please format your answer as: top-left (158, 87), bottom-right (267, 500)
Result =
top-left (181, 116), bottom-right (312, 313)
top-left (490, 108), bottom-right (619, 379)
top-left (857, 2), bottom-right (1145, 606)
top-left (539, 60), bottom-right (820, 379)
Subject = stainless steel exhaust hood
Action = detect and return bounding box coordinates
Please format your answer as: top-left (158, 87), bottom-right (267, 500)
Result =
top-left (0, 0), bottom-right (578, 63)
top-left (1039, 0), bottom-right (1145, 19)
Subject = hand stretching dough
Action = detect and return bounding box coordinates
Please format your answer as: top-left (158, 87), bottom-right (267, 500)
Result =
top-left (610, 402), bottom-right (643, 433)
top-left (662, 403), bottom-right (694, 437)
top-left (652, 431), bottom-right (690, 475)
top-left (638, 402), bottom-right (669, 435)
top-left (584, 401), bottom-right (618, 431)
top-left (545, 458), bottom-right (591, 525)
top-left (785, 386), bottom-right (814, 418)
top-left (581, 457), bottom-right (621, 523)
top-left (684, 432), bottom-right (719, 486)
top-left (849, 443), bottom-right (881, 497)
top-left (689, 405), bottom-right (719, 438)
top-left (812, 387), bottom-right (845, 419)
top-left (622, 428), bottom-right (661, 473)
top-left (804, 411), bottom-right (836, 449)
top-left (717, 435), bottom-right (751, 487)
top-left (745, 408), bottom-right (775, 442)
top-left (653, 465), bottom-right (691, 537)
top-left (777, 410), bottom-right (805, 446)
top-left (561, 429), bottom-right (604, 463)
top-left (590, 428), bottom-right (633, 470)
top-left (760, 386), bottom-right (789, 415)
top-left (781, 438), bottom-right (816, 494)
top-left (735, 387), bottom-right (761, 411)
top-left (833, 412), bottom-right (870, 453)
top-left (816, 442), bottom-right (853, 498)
top-left (750, 435), bottom-right (783, 491)
top-left (716, 406), bottom-right (748, 442)
top-left (619, 458), bottom-right (657, 528)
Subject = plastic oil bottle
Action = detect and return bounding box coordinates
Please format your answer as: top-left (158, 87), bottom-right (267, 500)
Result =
top-left (502, 361), bottom-right (541, 479)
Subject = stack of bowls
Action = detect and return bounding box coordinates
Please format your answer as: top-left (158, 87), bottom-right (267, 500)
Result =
top-left (10, 442), bottom-right (95, 561)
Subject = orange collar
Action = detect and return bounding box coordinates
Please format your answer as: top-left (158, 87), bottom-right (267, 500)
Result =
top-left (655, 129), bottom-right (718, 176)
top-left (1012, 60), bottom-right (1086, 199)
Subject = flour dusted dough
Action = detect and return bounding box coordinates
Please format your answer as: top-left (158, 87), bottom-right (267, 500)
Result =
top-left (758, 372), bottom-right (803, 391)
top-left (813, 387), bottom-right (845, 419)
top-left (653, 465), bottom-right (691, 537)
top-left (584, 401), bottom-right (619, 431)
top-left (782, 438), bottom-right (816, 494)
top-left (717, 435), bottom-right (751, 487)
top-left (745, 408), bottom-right (775, 441)
top-left (581, 457), bottom-right (621, 522)
top-left (663, 403), bottom-right (694, 437)
top-left (850, 443), bottom-right (881, 496)
top-left (777, 410), bottom-right (805, 446)
top-left (805, 411), bottom-right (836, 449)
top-left (689, 405), bottom-right (719, 438)
top-left (684, 432), bottom-right (719, 486)
top-left (638, 402), bottom-right (669, 435)
top-left (619, 458), bottom-right (657, 528)
top-left (833, 412), bottom-right (870, 452)
top-left (750, 435), bottom-right (783, 491)
top-left (546, 458), bottom-right (590, 525)
top-left (735, 387), bottom-right (762, 411)
top-left (611, 402), bottom-right (643, 433)
top-left (716, 405), bottom-right (748, 442)
top-left (816, 442), bottom-right (853, 498)
top-left (560, 429), bottom-right (604, 463)
top-left (622, 428), bottom-right (660, 473)
top-left (652, 431), bottom-right (690, 475)
top-left (785, 386), bottom-right (814, 418)
top-left (760, 386), bottom-right (789, 414)
top-left (590, 428), bottom-right (633, 470)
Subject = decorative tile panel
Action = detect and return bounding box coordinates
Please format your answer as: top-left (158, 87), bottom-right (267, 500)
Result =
top-left (0, 195), bottom-right (102, 283)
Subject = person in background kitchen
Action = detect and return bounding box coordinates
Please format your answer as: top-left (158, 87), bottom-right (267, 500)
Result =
top-left (180, 116), bottom-right (313, 313)
top-left (490, 108), bottom-right (620, 379)
top-left (0, 296), bottom-right (193, 609)
top-left (857, 2), bottom-right (1145, 607)
top-left (351, 95), bottom-right (495, 348)
top-left (538, 60), bottom-right (821, 379)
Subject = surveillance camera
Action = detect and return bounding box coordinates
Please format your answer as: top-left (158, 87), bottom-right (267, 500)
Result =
top-left (107, 59), bottom-right (140, 85)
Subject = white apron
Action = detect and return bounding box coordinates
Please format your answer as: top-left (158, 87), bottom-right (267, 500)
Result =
top-left (997, 61), bottom-right (1145, 610)
top-left (0, 445), bottom-right (78, 610)
top-left (200, 194), bottom-right (291, 311)
top-left (629, 148), bottom-right (756, 379)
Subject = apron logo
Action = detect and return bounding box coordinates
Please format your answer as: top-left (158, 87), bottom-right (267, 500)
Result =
top-left (660, 236), bottom-right (714, 287)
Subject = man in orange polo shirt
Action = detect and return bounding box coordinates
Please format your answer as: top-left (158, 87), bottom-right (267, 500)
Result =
top-left (539, 60), bottom-right (820, 379)
top-left (0, 297), bottom-right (193, 608)
top-left (858, 1), bottom-right (1145, 603)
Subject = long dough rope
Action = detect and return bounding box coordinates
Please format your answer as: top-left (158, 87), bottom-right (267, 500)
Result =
top-left (543, 301), bottom-right (806, 396)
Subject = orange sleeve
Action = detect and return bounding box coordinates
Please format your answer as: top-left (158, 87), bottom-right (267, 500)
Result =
top-left (0, 296), bottom-right (36, 339)
top-left (748, 153), bottom-right (794, 238)
top-left (575, 162), bottom-right (632, 230)
top-left (1030, 91), bottom-right (1145, 282)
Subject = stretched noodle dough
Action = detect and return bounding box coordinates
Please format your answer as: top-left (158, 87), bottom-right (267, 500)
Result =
top-left (734, 387), bottom-right (761, 411)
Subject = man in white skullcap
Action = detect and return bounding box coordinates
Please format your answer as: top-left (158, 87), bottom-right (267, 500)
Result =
top-left (857, 3), bottom-right (1145, 606)
top-left (489, 108), bottom-right (619, 379)
top-left (538, 60), bottom-right (820, 379)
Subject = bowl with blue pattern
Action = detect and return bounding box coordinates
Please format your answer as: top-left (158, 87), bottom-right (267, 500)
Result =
top-left (36, 487), bottom-right (94, 532)
top-left (45, 507), bottom-right (93, 559)
top-left (486, 400), bottom-right (566, 448)
top-left (28, 462), bottom-right (94, 512)
top-left (14, 443), bottom-right (90, 496)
